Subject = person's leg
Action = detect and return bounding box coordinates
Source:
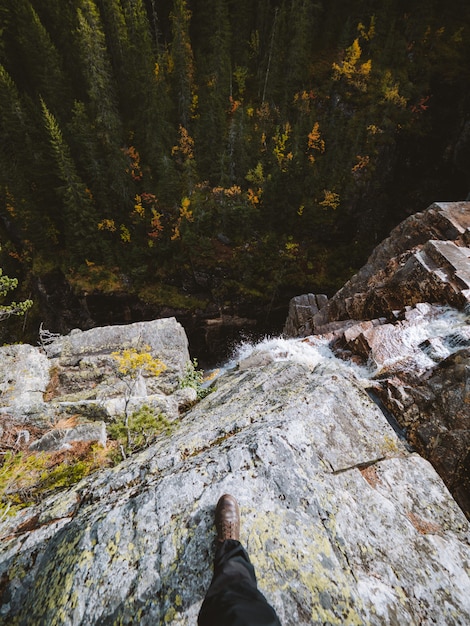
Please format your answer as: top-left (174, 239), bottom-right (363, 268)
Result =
top-left (198, 495), bottom-right (281, 626)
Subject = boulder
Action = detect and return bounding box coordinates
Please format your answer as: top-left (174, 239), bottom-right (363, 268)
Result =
top-left (284, 202), bottom-right (470, 339)
top-left (283, 293), bottom-right (328, 337)
top-left (29, 422), bottom-right (107, 452)
top-left (1, 341), bottom-right (469, 625)
top-left (313, 201), bottom-right (470, 329)
top-left (380, 345), bottom-right (470, 517)
top-left (0, 317), bottom-right (191, 449)
top-left (0, 345), bottom-right (50, 417)
top-left (46, 317), bottom-right (190, 400)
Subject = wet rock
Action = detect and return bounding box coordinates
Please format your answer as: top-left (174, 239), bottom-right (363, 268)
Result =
top-left (382, 346), bottom-right (470, 518)
top-left (312, 201), bottom-right (470, 328)
top-left (285, 203), bottom-right (470, 340)
top-left (328, 305), bottom-right (470, 518)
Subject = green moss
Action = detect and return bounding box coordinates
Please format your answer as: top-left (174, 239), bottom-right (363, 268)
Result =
top-left (67, 264), bottom-right (124, 294)
top-left (0, 444), bottom-right (113, 516)
top-left (40, 460), bottom-right (91, 491)
top-left (0, 451), bottom-right (49, 517)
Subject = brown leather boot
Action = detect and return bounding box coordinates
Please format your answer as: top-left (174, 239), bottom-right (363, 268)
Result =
top-left (215, 494), bottom-right (240, 542)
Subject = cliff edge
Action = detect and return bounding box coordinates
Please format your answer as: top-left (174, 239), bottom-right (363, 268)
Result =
top-left (1, 204), bottom-right (470, 625)
top-left (284, 202), bottom-right (470, 520)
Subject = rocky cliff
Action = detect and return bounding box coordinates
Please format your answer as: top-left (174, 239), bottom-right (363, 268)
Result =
top-left (284, 201), bottom-right (470, 520)
top-left (1, 203), bottom-right (470, 625)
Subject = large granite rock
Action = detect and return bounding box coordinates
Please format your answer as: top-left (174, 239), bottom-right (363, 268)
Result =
top-left (318, 201), bottom-right (470, 330)
top-left (0, 317), bottom-right (193, 451)
top-left (283, 293), bottom-right (328, 337)
top-left (1, 340), bottom-right (469, 625)
top-left (0, 345), bottom-right (50, 413)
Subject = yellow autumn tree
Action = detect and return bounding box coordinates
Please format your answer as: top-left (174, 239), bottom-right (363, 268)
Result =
top-left (307, 122), bottom-right (325, 163)
top-left (111, 346), bottom-right (167, 454)
top-left (319, 190), bottom-right (340, 211)
top-left (273, 123), bottom-right (293, 171)
top-left (332, 38), bottom-right (372, 90)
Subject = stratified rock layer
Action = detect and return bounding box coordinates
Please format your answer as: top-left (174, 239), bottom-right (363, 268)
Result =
top-left (318, 201), bottom-right (470, 329)
top-left (283, 202), bottom-right (470, 519)
top-left (1, 341), bottom-right (469, 625)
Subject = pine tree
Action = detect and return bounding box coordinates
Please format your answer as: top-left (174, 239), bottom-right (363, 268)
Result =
top-left (76, 0), bottom-right (122, 141)
top-left (121, 0), bottom-right (168, 164)
top-left (0, 64), bottom-right (52, 249)
top-left (194, 0), bottom-right (232, 183)
top-left (8, 1), bottom-right (71, 112)
top-left (75, 0), bottom-right (130, 216)
top-left (169, 0), bottom-right (195, 129)
top-left (41, 98), bottom-right (102, 262)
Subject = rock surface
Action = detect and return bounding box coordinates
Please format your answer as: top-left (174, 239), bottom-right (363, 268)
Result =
top-left (2, 203), bottom-right (470, 625)
top-left (283, 293), bottom-right (328, 338)
top-left (283, 202), bottom-right (470, 520)
top-left (0, 317), bottom-right (193, 451)
top-left (284, 202), bottom-right (470, 338)
top-left (1, 339), bottom-right (470, 625)
top-left (0, 318), bottom-right (189, 422)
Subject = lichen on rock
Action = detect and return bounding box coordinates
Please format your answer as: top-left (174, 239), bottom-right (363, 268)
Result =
top-left (1, 337), bottom-right (469, 625)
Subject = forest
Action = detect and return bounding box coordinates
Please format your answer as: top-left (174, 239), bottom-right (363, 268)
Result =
top-left (1, 0), bottom-right (469, 345)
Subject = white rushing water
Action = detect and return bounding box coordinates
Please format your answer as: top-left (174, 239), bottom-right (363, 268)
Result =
top-left (205, 334), bottom-right (370, 386)
top-left (205, 304), bottom-right (470, 386)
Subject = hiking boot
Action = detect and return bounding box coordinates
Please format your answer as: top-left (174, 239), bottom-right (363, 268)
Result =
top-left (215, 494), bottom-right (240, 542)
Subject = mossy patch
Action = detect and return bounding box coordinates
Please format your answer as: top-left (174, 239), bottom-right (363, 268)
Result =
top-left (67, 264), bottom-right (125, 294)
top-left (0, 442), bottom-right (115, 518)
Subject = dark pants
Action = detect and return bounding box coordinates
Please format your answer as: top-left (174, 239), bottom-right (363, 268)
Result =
top-left (198, 539), bottom-right (282, 626)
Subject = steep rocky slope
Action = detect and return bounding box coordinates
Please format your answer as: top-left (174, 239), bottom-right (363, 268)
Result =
top-left (1, 202), bottom-right (470, 625)
top-left (1, 338), bottom-right (469, 625)
top-left (284, 201), bottom-right (470, 519)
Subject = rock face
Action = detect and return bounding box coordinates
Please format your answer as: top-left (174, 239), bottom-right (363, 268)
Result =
top-left (1, 339), bottom-right (470, 625)
top-left (315, 201), bottom-right (469, 331)
top-left (0, 317), bottom-right (193, 451)
top-left (283, 293), bottom-right (328, 338)
top-left (283, 202), bottom-right (470, 519)
top-left (2, 203), bottom-right (470, 625)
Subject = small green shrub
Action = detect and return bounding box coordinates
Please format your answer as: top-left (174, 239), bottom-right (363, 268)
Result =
top-left (180, 359), bottom-right (211, 399)
top-left (107, 404), bottom-right (174, 459)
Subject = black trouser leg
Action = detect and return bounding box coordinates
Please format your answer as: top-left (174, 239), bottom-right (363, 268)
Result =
top-left (198, 539), bottom-right (282, 626)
